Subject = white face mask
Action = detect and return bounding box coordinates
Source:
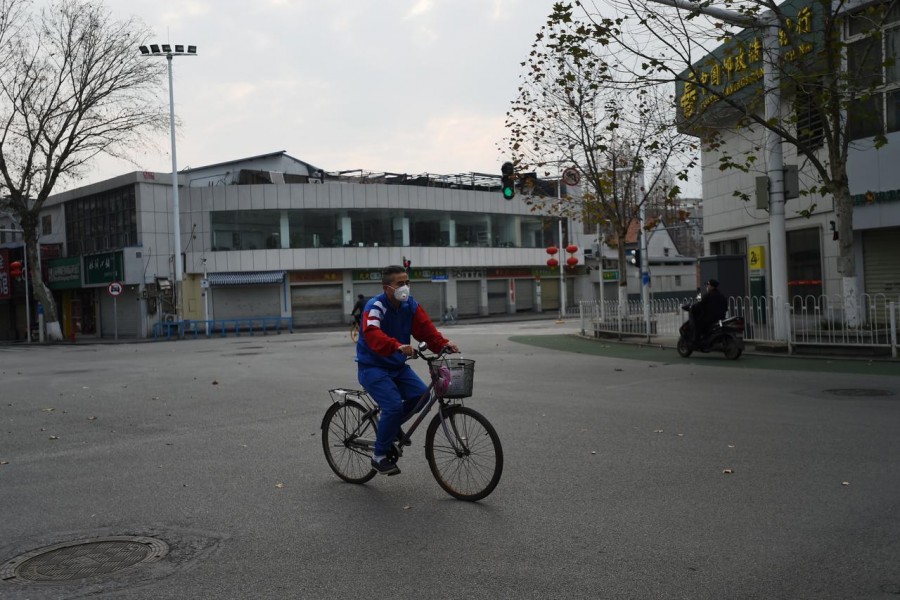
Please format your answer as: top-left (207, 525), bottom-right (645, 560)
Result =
top-left (392, 285), bottom-right (410, 302)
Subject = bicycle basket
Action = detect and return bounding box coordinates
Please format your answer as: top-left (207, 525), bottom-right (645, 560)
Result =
top-left (430, 358), bottom-right (475, 399)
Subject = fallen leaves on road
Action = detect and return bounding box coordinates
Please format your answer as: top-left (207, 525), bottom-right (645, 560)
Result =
top-left (211, 380), bottom-right (219, 385)
top-left (275, 482), bottom-right (285, 489)
top-left (723, 469), bottom-right (734, 474)
top-left (842, 481), bottom-right (850, 486)
top-left (49, 436), bottom-right (59, 440)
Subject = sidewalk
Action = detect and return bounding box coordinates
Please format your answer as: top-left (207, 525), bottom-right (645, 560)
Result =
top-left (3, 312), bottom-right (897, 361)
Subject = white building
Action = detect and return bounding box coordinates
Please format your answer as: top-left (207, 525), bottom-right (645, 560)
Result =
top-left (676, 0), bottom-right (900, 309)
top-left (1, 151), bottom-right (702, 339)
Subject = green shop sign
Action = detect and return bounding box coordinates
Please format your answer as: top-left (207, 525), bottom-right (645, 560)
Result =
top-left (47, 256), bottom-right (82, 290)
top-left (601, 269), bottom-right (619, 282)
top-left (84, 251), bottom-right (124, 286)
top-left (852, 189), bottom-right (900, 206)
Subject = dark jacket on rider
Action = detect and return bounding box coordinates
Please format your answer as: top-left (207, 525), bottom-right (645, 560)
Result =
top-left (692, 286), bottom-right (728, 335)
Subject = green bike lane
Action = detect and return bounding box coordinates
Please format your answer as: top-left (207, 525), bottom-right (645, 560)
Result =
top-left (510, 334), bottom-right (900, 376)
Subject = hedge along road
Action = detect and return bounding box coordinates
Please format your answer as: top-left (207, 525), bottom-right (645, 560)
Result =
top-left (510, 334), bottom-right (900, 377)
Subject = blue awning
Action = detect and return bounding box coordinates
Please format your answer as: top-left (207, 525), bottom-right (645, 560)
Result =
top-left (208, 271), bottom-right (286, 287)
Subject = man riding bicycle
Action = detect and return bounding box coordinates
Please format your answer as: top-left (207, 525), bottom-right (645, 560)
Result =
top-left (351, 293), bottom-right (366, 326)
top-left (356, 265), bottom-right (459, 475)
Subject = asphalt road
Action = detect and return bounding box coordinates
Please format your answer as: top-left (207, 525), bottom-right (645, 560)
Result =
top-left (2, 320), bottom-right (899, 599)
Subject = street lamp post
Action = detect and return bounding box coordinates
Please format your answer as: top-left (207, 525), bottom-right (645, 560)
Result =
top-left (139, 43), bottom-right (197, 323)
top-left (649, 0), bottom-right (788, 341)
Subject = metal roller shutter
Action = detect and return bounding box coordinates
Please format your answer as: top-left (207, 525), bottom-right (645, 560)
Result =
top-left (99, 285), bottom-right (141, 338)
top-left (212, 286), bottom-right (281, 321)
top-left (291, 284), bottom-right (343, 327)
top-left (456, 281), bottom-right (481, 316)
top-left (487, 280), bottom-right (507, 314)
top-left (863, 228), bottom-right (900, 323)
top-left (515, 278), bottom-right (534, 311)
top-left (410, 281), bottom-right (444, 319)
top-left (541, 277), bottom-right (559, 310)
top-left (354, 283), bottom-right (383, 302)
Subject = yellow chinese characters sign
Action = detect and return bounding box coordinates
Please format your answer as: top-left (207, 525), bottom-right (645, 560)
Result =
top-left (748, 246), bottom-right (766, 271)
top-left (677, 1), bottom-right (818, 122)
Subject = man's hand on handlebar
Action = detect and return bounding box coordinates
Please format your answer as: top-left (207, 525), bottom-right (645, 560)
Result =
top-left (408, 341), bottom-right (460, 358)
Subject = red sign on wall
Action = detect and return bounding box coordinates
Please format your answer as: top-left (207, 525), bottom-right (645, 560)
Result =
top-left (0, 249), bottom-right (10, 300)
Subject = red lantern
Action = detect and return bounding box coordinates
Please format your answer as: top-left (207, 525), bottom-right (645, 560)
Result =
top-left (9, 261), bottom-right (23, 278)
top-left (546, 258), bottom-right (559, 268)
top-left (566, 256), bottom-right (579, 267)
top-left (546, 246), bottom-right (558, 255)
top-left (566, 244), bottom-right (579, 254)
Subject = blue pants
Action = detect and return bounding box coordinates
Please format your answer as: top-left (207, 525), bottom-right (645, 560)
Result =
top-left (358, 363), bottom-right (428, 455)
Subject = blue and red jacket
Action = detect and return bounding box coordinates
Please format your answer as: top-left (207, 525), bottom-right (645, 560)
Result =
top-left (355, 293), bottom-right (449, 369)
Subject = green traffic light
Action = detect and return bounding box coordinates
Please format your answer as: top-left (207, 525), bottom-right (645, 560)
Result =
top-left (502, 185), bottom-right (515, 200)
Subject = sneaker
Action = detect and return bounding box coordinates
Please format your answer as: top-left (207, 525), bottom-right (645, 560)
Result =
top-left (371, 456), bottom-right (401, 476)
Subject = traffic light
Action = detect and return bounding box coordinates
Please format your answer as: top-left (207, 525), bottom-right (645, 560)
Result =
top-left (9, 261), bottom-right (22, 279)
top-left (629, 249), bottom-right (641, 267)
top-left (500, 161), bottom-right (515, 200)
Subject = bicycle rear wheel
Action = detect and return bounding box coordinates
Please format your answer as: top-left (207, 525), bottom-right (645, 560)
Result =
top-left (321, 399), bottom-right (376, 483)
top-left (425, 405), bottom-right (503, 501)
top-left (349, 323), bottom-right (359, 343)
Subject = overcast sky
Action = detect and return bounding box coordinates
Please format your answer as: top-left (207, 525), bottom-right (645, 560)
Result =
top-left (75, 0), bottom-right (558, 187)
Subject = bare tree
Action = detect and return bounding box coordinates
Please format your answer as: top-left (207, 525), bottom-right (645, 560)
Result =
top-left (504, 14), bottom-right (698, 308)
top-left (545, 0), bottom-right (897, 326)
top-left (0, 0), bottom-right (167, 340)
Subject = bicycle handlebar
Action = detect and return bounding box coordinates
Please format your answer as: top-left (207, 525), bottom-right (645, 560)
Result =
top-left (411, 343), bottom-right (455, 361)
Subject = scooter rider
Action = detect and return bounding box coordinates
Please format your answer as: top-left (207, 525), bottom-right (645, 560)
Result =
top-left (690, 279), bottom-right (728, 346)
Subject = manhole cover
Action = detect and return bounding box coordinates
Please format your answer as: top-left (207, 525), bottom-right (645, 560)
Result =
top-left (0, 536), bottom-right (168, 584)
top-left (824, 388), bottom-right (895, 397)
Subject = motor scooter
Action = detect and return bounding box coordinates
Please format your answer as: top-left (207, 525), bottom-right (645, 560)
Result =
top-left (677, 303), bottom-right (745, 360)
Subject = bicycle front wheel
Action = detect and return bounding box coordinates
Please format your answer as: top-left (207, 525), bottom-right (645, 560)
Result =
top-left (349, 323), bottom-right (359, 343)
top-left (321, 399), bottom-right (376, 483)
top-left (425, 405), bottom-right (503, 501)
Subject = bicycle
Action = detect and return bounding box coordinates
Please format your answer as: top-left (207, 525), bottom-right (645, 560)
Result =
top-left (321, 343), bottom-right (503, 501)
top-left (441, 306), bottom-right (458, 325)
top-left (349, 318), bottom-right (360, 343)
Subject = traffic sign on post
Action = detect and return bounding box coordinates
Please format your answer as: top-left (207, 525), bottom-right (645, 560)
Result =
top-left (562, 167), bottom-right (580, 186)
top-left (107, 281), bottom-right (123, 296)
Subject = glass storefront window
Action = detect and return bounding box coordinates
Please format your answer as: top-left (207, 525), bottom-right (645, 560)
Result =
top-left (210, 208), bottom-right (557, 250)
top-left (65, 186), bottom-right (136, 256)
top-left (787, 227), bottom-right (822, 306)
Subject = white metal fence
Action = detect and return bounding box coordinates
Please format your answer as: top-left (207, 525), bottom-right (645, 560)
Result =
top-left (577, 293), bottom-right (900, 357)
